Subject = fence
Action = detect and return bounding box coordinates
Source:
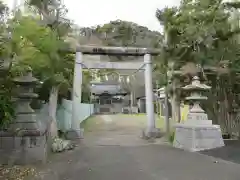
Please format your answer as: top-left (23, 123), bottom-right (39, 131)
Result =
top-left (56, 99), bottom-right (94, 131)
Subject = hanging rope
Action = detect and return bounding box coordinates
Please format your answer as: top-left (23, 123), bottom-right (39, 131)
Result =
top-left (76, 62), bottom-right (147, 88)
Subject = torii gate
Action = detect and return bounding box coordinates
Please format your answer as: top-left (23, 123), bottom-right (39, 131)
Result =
top-left (67, 46), bottom-right (161, 139)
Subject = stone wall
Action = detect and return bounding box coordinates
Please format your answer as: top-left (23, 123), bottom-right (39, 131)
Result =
top-left (56, 100), bottom-right (94, 131)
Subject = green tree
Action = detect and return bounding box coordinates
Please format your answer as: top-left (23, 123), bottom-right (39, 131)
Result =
top-left (10, 10), bottom-right (73, 141)
top-left (156, 0), bottom-right (240, 132)
top-left (0, 1), bottom-right (16, 129)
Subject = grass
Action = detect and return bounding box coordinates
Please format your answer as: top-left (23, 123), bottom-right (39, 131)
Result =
top-left (156, 116), bottom-right (165, 129)
top-left (80, 114), bottom-right (176, 144)
top-left (80, 116), bottom-right (100, 133)
top-left (119, 114), bottom-right (176, 142)
top-left (168, 131), bottom-right (175, 144)
top-left (120, 114), bottom-right (168, 129)
top-left (80, 114), bottom-right (169, 132)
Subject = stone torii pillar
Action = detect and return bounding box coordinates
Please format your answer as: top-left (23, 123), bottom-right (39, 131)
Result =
top-left (66, 51), bottom-right (83, 139)
top-left (142, 54), bottom-right (161, 138)
top-left (144, 54), bottom-right (155, 132)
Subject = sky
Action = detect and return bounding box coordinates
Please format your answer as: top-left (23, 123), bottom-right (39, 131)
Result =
top-left (5, 0), bottom-right (180, 32)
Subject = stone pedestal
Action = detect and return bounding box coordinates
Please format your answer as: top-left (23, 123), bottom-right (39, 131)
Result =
top-left (0, 130), bottom-right (48, 165)
top-left (173, 122), bottom-right (224, 152)
top-left (173, 107), bottom-right (224, 151)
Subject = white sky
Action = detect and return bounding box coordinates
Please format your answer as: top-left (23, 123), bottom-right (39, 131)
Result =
top-left (5, 0), bottom-right (180, 32)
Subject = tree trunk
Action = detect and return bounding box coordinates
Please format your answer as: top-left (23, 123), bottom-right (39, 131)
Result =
top-left (176, 100), bottom-right (181, 123)
top-left (171, 78), bottom-right (181, 123)
top-left (48, 86), bottom-right (59, 139)
top-left (48, 86), bottom-right (75, 153)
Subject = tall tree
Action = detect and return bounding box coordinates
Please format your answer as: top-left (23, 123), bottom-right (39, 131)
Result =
top-left (156, 0), bottom-right (240, 133)
top-left (23, 0), bottom-right (73, 140)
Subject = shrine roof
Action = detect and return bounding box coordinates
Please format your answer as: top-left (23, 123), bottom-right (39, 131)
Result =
top-left (90, 83), bottom-right (127, 95)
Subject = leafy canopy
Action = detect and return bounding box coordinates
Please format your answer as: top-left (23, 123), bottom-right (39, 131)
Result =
top-left (156, 0), bottom-right (240, 70)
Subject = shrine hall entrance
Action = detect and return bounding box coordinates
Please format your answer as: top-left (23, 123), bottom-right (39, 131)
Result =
top-left (90, 81), bottom-right (128, 114)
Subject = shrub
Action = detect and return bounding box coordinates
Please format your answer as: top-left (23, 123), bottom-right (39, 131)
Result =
top-left (168, 131), bottom-right (175, 144)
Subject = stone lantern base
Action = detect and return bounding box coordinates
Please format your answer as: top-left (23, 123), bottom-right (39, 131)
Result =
top-left (0, 129), bottom-right (48, 165)
top-left (173, 120), bottom-right (224, 152)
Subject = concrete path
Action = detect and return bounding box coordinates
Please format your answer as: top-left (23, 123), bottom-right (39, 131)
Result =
top-left (36, 115), bottom-right (240, 180)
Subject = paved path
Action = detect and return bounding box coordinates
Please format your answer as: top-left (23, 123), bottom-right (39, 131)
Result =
top-left (37, 115), bottom-right (240, 180)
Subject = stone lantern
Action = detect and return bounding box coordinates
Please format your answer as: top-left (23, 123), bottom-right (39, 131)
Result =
top-left (0, 68), bottom-right (48, 165)
top-left (158, 87), bottom-right (166, 100)
top-left (183, 76), bottom-right (210, 123)
top-left (173, 76), bottom-right (224, 151)
top-left (11, 68), bottom-right (39, 130)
